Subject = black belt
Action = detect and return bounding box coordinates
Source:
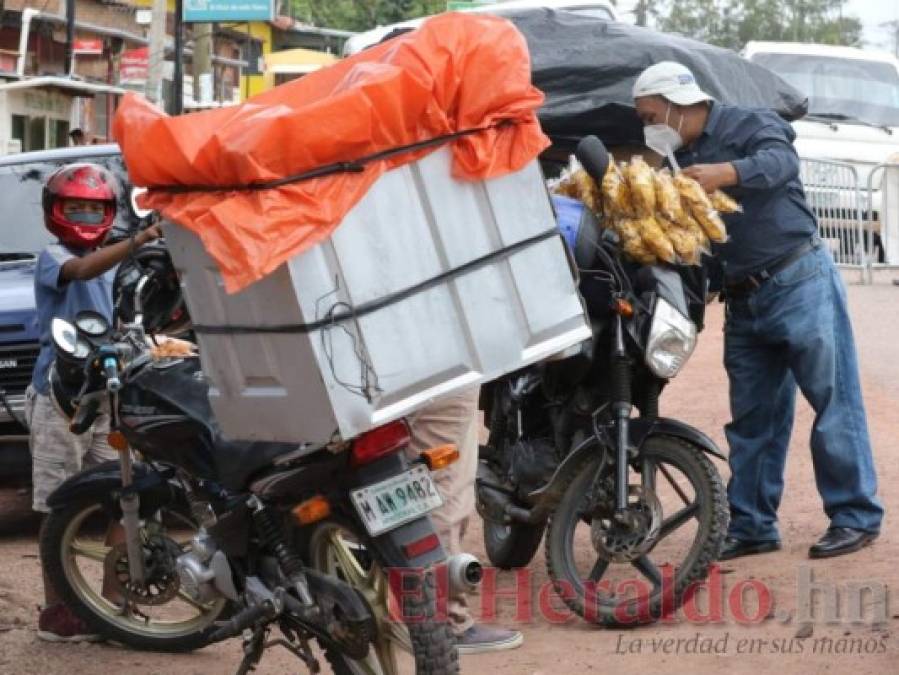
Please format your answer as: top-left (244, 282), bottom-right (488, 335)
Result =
top-left (724, 239), bottom-right (821, 299)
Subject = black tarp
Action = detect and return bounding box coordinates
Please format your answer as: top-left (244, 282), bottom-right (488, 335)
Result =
top-left (501, 9), bottom-right (808, 148)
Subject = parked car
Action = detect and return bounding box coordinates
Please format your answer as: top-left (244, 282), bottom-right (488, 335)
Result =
top-left (0, 143), bottom-right (143, 522)
top-left (745, 41), bottom-right (899, 264)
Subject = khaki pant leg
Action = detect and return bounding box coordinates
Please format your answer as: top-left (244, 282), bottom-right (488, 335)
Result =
top-left (406, 386), bottom-right (480, 634)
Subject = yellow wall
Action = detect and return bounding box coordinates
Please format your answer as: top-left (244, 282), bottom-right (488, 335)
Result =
top-left (233, 22), bottom-right (272, 100)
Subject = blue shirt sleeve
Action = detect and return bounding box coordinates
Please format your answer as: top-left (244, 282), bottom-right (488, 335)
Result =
top-left (36, 245), bottom-right (75, 292)
top-left (730, 124), bottom-right (800, 191)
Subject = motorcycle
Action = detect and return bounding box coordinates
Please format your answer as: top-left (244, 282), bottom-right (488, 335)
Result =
top-left (39, 259), bottom-right (478, 674)
top-left (476, 137), bottom-right (728, 626)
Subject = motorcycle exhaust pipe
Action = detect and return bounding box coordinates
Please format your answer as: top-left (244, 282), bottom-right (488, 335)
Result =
top-left (446, 553), bottom-right (483, 594)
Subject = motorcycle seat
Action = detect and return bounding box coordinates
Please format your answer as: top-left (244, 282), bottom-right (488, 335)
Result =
top-left (211, 436), bottom-right (304, 491)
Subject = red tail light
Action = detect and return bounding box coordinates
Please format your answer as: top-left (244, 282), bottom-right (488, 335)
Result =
top-left (351, 420), bottom-right (411, 466)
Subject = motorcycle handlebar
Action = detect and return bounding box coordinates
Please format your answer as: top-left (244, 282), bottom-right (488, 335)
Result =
top-left (69, 396), bottom-right (101, 435)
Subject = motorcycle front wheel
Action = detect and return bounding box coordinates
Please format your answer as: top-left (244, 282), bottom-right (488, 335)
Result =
top-left (545, 436), bottom-right (727, 626)
top-left (40, 499), bottom-right (228, 652)
top-left (306, 520), bottom-right (459, 675)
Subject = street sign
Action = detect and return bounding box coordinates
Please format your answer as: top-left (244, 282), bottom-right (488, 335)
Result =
top-left (73, 38), bottom-right (103, 55)
top-left (183, 0), bottom-right (274, 22)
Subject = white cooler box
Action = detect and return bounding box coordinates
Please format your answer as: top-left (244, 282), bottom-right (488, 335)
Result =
top-left (163, 147), bottom-right (591, 444)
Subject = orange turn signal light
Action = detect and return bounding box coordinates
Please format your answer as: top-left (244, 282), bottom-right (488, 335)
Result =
top-left (108, 431), bottom-right (129, 452)
top-left (292, 496), bottom-right (331, 525)
top-left (613, 298), bottom-right (634, 318)
top-left (421, 444), bottom-right (459, 471)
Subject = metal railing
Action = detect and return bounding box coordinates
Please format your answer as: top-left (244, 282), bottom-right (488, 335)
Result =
top-left (867, 162), bottom-right (899, 274)
top-left (799, 158), bottom-right (871, 283)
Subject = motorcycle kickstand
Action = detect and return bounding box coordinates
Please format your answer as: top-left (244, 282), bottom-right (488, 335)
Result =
top-left (235, 626), bottom-right (268, 675)
top-left (265, 634), bottom-right (320, 674)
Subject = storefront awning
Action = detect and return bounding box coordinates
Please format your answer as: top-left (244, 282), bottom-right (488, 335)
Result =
top-left (0, 77), bottom-right (126, 97)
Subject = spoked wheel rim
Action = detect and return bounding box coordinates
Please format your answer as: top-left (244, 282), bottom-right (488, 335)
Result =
top-left (551, 440), bottom-right (721, 623)
top-left (61, 503), bottom-right (226, 638)
top-left (307, 522), bottom-right (412, 675)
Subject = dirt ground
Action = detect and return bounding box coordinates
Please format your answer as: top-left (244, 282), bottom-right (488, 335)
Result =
top-left (1, 275), bottom-right (897, 675)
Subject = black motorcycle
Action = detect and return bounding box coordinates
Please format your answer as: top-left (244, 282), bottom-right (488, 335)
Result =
top-left (477, 137), bottom-right (728, 626)
top-left (39, 261), bottom-right (476, 674)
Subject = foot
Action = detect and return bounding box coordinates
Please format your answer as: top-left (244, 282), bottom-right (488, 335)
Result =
top-left (456, 624), bottom-right (523, 654)
top-left (719, 536), bottom-right (781, 561)
top-left (809, 527), bottom-right (878, 559)
top-left (37, 604), bottom-right (101, 643)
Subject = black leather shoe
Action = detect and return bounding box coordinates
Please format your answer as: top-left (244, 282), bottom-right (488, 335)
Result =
top-left (719, 536), bottom-right (782, 561)
top-left (809, 527), bottom-right (878, 559)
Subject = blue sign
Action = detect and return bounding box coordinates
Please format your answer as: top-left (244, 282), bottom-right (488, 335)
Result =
top-left (183, 0), bottom-right (273, 22)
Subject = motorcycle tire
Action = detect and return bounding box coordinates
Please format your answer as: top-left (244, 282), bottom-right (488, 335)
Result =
top-left (305, 519), bottom-right (459, 675)
top-left (545, 436), bottom-right (727, 626)
top-left (40, 497), bottom-right (228, 652)
top-left (483, 519), bottom-right (545, 570)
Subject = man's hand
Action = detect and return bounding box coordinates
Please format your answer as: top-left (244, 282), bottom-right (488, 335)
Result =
top-left (682, 162), bottom-right (738, 194)
top-left (136, 224), bottom-right (163, 246)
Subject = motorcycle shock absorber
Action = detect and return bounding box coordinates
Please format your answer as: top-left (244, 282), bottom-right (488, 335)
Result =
top-left (246, 496), bottom-right (316, 606)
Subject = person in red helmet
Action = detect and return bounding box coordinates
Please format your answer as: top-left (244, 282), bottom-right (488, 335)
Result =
top-left (28, 163), bottom-right (161, 642)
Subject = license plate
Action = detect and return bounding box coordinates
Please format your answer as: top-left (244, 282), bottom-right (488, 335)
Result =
top-left (351, 465), bottom-right (443, 536)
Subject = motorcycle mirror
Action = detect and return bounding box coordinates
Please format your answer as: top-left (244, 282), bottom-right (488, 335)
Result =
top-left (130, 187), bottom-right (154, 220)
top-left (575, 135), bottom-right (611, 184)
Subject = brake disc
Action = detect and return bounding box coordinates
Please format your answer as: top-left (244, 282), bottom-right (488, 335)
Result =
top-left (590, 485), bottom-right (663, 563)
top-left (103, 535), bottom-right (183, 606)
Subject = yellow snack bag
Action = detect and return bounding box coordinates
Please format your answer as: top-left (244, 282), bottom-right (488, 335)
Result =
top-left (711, 189), bottom-right (742, 214)
top-left (666, 225), bottom-right (702, 266)
top-left (614, 217), bottom-right (642, 243)
top-left (654, 168), bottom-right (684, 222)
top-left (622, 235), bottom-right (657, 265)
top-left (624, 156), bottom-right (657, 218)
top-left (602, 161), bottom-right (633, 218)
top-left (674, 173), bottom-right (714, 209)
top-left (693, 207), bottom-right (729, 243)
top-left (638, 217), bottom-right (676, 263)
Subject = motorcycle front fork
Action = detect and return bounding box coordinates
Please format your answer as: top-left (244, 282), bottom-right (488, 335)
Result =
top-left (110, 390), bottom-right (147, 586)
top-left (608, 312), bottom-right (661, 525)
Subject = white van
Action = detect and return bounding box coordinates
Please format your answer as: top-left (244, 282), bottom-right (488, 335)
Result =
top-left (744, 41), bottom-right (899, 263)
top-left (342, 0), bottom-right (619, 56)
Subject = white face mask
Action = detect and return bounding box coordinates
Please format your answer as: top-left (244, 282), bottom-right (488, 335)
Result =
top-left (643, 103), bottom-right (684, 169)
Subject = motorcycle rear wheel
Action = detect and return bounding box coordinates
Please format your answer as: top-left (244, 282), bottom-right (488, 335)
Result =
top-left (306, 520), bottom-right (459, 675)
top-left (483, 519), bottom-right (545, 570)
top-left (40, 499), bottom-right (228, 652)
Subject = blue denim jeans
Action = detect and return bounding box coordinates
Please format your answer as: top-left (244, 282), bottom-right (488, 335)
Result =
top-left (724, 247), bottom-right (883, 541)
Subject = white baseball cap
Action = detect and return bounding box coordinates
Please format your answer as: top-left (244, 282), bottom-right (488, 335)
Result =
top-left (632, 61), bottom-right (713, 106)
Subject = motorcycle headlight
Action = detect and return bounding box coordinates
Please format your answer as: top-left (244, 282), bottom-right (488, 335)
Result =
top-left (645, 298), bottom-right (697, 379)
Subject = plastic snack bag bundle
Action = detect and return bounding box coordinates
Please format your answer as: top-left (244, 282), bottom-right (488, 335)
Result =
top-left (637, 216), bottom-right (677, 263)
top-left (623, 156), bottom-right (657, 218)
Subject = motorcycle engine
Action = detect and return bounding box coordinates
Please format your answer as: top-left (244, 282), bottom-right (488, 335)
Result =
top-left (508, 438), bottom-right (558, 497)
top-left (176, 532), bottom-right (238, 603)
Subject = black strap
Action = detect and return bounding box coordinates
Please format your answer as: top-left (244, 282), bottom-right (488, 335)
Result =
top-left (194, 227), bottom-right (562, 336)
top-left (725, 238), bottom-right (820, 296)
top-left (150, 122), bottom-right (512, 195)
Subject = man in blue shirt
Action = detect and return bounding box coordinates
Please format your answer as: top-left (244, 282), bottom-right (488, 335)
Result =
top-left (632, 62), bottom-right (883, 561)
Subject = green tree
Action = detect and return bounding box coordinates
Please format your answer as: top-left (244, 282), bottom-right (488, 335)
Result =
top-left (653, 0), bottom-right (862, 51)
top-left (290, 0), bottom-right (446, 32)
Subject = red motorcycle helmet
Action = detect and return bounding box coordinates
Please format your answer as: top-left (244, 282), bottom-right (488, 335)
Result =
top-left (42, 163), bottom-right (118, 249)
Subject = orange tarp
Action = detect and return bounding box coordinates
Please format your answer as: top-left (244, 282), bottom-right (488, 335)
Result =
top-left (113, 13), bottom-right (550, 293)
